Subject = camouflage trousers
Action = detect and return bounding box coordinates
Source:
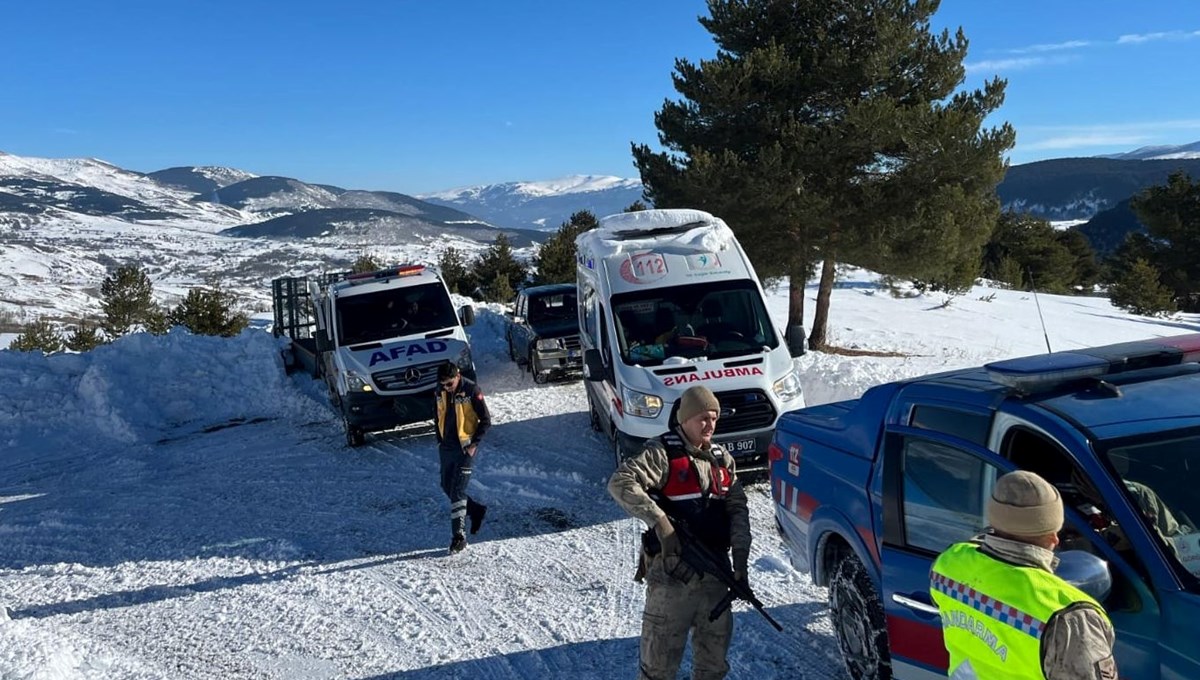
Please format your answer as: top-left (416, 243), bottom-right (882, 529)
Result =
top-left (638, 556), bottom-right (733, 680)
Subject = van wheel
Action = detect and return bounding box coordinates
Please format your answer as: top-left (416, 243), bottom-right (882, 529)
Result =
top-left (611, 433), bottom-right (626, 470)
top-left (586, 389), bottom-right (602, 433)
top-left (343, 413), bottom-right (364, 448)
top-left (829, 552), bottom-right (892, 680)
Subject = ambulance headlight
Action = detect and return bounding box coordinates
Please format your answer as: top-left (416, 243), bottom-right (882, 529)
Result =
top-left (455, 345), bottom-right (473, 368)
top-left (622, 387), bottom-right (663, 418)
top-left (346, 370), bottom-right (373, 392)
top-left (536, 338), bottom-right (560, 351)
top-left (773, 367), bottom-right (803, 402)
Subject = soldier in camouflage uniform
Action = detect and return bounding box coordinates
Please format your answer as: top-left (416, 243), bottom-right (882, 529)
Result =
top-left (608, 385), bottom-right (752, 680)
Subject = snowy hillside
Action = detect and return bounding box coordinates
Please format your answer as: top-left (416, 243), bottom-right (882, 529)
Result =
top-left (1100, 140), bottom-right (1200, 161)
top-left (1, 268), bottom-right (1197, 678)
top-left (419, 174), bottom-right (647, 230)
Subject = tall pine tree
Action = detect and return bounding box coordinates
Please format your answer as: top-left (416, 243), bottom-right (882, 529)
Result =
top-left (472, 234), bottom-right (527, 302)
top-left (1129, 171), bottom-right (1200, 312)
top-left (633, 0), bottom-right (1014, 351)
top-left (534, 210), bottom-right (598, 285)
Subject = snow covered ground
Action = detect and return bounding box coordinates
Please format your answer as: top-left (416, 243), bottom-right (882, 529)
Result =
top-left (2, 268), bottom-right (1197, 679)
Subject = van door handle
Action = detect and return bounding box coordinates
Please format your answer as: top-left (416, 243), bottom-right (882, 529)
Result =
top-left (892, 593), bottom-right (940, 616)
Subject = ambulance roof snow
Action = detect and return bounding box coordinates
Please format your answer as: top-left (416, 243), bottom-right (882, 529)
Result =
top-left (582, 209), bottom-right (736, 259)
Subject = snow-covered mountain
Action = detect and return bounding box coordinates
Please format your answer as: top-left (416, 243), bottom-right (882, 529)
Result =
top-left (1100, 140), bottom-right (1200, 161)
top-left (0, 151), bottom-right (539, 325)
top-left (420, 174), bottom-right (647, 230)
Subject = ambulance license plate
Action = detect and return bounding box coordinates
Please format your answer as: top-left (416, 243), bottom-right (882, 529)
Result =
top-left (723, 438), bottom-right (756, 454)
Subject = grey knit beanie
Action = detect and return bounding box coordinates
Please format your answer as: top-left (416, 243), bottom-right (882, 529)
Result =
top-left (987, 470), bottom-right (1063, 538)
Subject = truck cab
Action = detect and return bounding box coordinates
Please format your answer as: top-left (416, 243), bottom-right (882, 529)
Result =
top-left (273, 264), bottom-right (476, 446)
top-left (505, 283), bottom-right (583, 382)
top-left (576, 208), bottom-right (805, 471)
top-left (770, 335), bottom-right (1200, 679)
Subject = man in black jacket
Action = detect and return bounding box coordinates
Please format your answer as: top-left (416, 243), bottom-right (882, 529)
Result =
top-left (607, 385), bottom-right (752, 680)
top-left (434, 363), bottom-right (491, 554)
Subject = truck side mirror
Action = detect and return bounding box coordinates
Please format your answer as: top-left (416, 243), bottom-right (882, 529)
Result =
top-left (459, 305), bottom-right (475, 327)
top-left (316, 329), bottom-right (331, 353)
top-left (584, 348), bottom-right (605, 382)
top-left (1054, 550), bottom-right (1112, 602)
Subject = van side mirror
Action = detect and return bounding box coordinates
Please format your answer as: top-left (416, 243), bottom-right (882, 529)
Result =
top-left (316, 329), bottom-right (331, 353)
top-left (1054, 550), bottom-right (1112, 602)
top-left (584, 348), bottom-right (605, 382)
top-left (459, 305), bottom-right (475, 327)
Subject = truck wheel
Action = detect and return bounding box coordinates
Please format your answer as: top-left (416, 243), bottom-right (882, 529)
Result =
top-left (529, 350), bottom-right (548, 384)
top-left (829, 552), bottom-right (892, 680)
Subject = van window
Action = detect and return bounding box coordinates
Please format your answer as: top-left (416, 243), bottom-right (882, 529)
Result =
top-left (610, 279), bottom-right (777, 366)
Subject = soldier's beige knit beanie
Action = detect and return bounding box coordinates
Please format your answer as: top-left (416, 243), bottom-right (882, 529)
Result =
top-left (677, 385), bottom-right (720, 424)
top-left (987, 470), bottom-right (1063, 538)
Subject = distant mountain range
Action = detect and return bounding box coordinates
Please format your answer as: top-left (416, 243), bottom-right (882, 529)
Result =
top-left (5, 140), bottom-right (1200, 320)
top-left (419, 175), bottom-right (646, 231)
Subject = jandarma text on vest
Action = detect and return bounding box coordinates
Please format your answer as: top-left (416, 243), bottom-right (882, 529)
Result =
top-left (940, 610), bottom-right (1009, 661)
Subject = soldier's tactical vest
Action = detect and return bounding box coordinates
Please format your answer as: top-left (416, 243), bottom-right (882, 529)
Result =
top-left (649, 431), bottom-right (735, 553)
top-left (930, 542), bottom-right (1110, 680)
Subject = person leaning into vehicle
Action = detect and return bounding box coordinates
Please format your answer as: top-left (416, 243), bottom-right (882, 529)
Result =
top-left (607, 385), bottom-right (751, 680)
top-left (930, 470), bottom-right (1117, 680)
top-left (434, 363), bottom-right (490, 555)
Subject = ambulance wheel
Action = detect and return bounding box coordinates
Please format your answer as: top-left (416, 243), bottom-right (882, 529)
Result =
top-left (611, 432), bottom-right (626, 470)
top-left (586, 389), bottom-right (602, 433)
top-left (829, 551), bottom-right (892, 680)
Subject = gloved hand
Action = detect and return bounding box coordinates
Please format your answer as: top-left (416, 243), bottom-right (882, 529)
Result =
top-left (655, 516), bottom-right (695, 584)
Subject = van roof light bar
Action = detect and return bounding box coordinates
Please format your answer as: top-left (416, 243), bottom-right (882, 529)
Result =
top-left (985, 333), bottom-right (1200, 392)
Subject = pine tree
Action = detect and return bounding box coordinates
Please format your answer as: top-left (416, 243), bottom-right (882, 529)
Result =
top-left (633, 0), bottom-right (1014, 351)
top-left (10, 319), bottom-right (63, 353)
top-left (168, 285), bottom-right (250, 337)
top-left (486, 272), bottom-right (516, 304)
top-left (351, 252), bottom-right (382, 274)
top-left (438, 246), bottom-right (477, 297)
top-left (472, 234), bottom-right (527, 302)
top-left (534, 210), bottom-right (598, 285)
top-left (100, 264), bottom-right (158, 338)
top-left (624, 200), bottom-right (648, 212)
top-left (65, 321), bottom-right (105, 352)
top-left (1109, 259), bottom-right (1176, 317)
top-left (982, 212), bottom-right (1080, 293)
top-left (1129, 172), bottom-right (1200, 311)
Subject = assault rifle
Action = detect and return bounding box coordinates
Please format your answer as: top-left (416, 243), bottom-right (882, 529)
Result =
top-left (671, 517), bottom-right (784, 632)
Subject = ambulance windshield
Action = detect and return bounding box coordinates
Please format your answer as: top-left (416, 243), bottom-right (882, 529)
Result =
top-left (337, 282), bottom-right (459, 346)
top-left (611, 279), bottom-right (778, 366)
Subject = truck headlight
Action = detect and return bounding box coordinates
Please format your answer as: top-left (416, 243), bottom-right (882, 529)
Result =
top-left (536, 338), bottom-right (560, 351)
top-left (622, 387), bottom-right (663, 418)
top-left (346, 370), bottom-right (373, 392)
top-left (773, 367), bottom-right (803, 402)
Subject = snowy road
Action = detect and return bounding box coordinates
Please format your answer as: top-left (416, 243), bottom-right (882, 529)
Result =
top-left (0, 316), bottom-right (844, 679)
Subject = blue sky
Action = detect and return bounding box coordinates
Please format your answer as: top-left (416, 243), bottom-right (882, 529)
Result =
top-left (4, 1), bottom-right (1200, 194)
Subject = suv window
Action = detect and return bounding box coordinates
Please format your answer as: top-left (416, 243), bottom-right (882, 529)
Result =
top-left (901, 437), bottom-right (998, 554)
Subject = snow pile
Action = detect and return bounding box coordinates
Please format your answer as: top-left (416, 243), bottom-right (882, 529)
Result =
top-left (0, 329), bottom-right (329, 458)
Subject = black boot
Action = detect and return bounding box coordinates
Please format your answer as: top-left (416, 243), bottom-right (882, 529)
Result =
top-left (467, 499), bottom-right (488, 535)
top-left (449, 533), bottom-right (467, 555)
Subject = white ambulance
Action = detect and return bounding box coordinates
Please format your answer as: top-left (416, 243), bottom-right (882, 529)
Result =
top-left (575, 209), bottom-right (805, 472)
